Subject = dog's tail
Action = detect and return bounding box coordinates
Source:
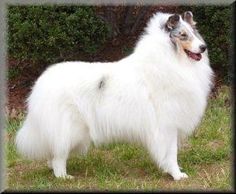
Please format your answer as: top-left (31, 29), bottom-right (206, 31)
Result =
top-left (15, 117), bottom-right (49, 160)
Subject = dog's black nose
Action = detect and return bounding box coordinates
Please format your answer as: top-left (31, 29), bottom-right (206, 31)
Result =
top-left (200, 45), bottom-right (207, 53)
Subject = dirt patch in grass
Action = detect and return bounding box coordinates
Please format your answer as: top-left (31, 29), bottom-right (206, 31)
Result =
top-left (207, 140), bottom-right (225, 151)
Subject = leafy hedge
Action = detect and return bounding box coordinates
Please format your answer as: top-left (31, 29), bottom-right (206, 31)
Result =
top-left (179, 6), bottom-right (232, 83)
top-left (8, 6), bottom-right (110, 65)
top-left (8, 6), bottom-right (232, 83)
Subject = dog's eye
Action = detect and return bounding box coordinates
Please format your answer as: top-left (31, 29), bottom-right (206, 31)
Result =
top-left (180, 33), bottom-right (187, 38)
top-left (179, 32), bottom-right (188, 40)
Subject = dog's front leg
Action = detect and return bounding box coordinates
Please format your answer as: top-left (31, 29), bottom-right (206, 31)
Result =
top-left (148, 125), bottom-right (188, 181)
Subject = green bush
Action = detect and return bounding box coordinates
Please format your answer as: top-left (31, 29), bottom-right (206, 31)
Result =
top-left (180, 6), bottom-right (232, 83)
top-left (8, 6), bottom-right (110, 65)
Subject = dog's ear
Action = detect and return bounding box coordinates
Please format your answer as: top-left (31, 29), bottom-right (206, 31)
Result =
top-left (166, 14), bottom-right (180, 31)
top-left (182, 11), bottom-right (197, 26)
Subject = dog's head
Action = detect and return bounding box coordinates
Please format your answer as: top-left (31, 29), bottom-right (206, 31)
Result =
top-left (165, 11), bottom-right (207, 61)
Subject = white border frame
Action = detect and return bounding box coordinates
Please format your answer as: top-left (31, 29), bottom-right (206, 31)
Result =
top-left (0, 0), bottom-right (234, 192)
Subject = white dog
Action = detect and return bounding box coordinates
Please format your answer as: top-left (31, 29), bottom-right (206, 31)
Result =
top-left (15, 11), bottom-right (213, 181)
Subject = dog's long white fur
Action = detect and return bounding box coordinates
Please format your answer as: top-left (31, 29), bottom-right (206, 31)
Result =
top-left (15, 12), bottom-right (213, 180)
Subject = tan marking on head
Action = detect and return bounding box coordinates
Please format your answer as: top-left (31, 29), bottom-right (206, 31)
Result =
top-left (180, 40), bottom-right (192, 51)
top-left (174, 36), bottom-right (192, 53)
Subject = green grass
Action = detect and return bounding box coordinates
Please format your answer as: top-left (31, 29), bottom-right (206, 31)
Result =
top-left (5, 85), bottom-right (233, 191)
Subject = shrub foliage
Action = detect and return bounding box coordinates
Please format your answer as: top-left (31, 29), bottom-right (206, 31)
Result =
top-left (8, 6), bottom-right (110, 65)
top-left (8, 5), bottom-right (232, 82)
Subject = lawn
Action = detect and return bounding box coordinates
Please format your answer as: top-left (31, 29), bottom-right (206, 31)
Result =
top-left (4, 85), bottom-right (233, 191)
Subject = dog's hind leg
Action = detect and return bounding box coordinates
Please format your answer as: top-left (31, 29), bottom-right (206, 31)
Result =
top-left (148, 124), bottom-right (188, 181)
top-left (47, 129), bottom-right (72, 178)
top-left (50, 106), bottom-right (90, 179)
top-left (52, 156), bottom-right (73, 179)
top-left (50, 134), bottom-right (72, 179)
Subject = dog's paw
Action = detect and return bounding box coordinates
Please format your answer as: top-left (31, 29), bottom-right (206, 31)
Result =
top-left (64, 175), bottom-right (74, 179)
top-left (56, 174), bottom-right (74, 179)
top-left (173, 172), bottom-right (188, 181)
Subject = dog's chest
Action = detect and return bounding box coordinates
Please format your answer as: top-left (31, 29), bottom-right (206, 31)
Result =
top-left (144, 66), bottom-right (209, 130)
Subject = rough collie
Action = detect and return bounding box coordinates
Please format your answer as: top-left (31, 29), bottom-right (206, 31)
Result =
top-left (16, 11), bottom-right (213, 180)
